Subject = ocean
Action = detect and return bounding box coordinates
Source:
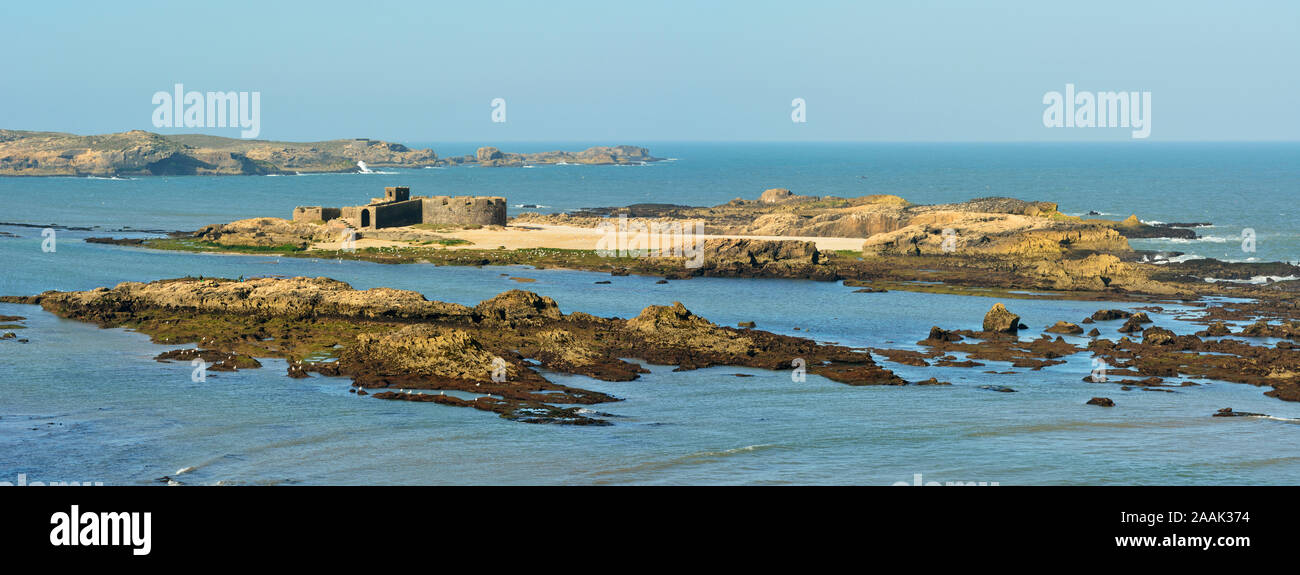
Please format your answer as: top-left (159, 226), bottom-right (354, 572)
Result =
top-left (2, 142), bottom-right (1299, 485)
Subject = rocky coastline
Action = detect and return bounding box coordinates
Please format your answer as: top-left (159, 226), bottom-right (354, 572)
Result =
top-left (13, 188), bottom-right (1300, 421)
top-left (0, 277), bottom-right (906, 425)
top-left (82, 189), bottom-right (1300, 305)
top-left (0, 130), bottom-right (659, 176)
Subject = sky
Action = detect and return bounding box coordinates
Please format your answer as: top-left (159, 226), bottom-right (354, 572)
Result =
top-left (2, 0), bottom-right (1297, 142)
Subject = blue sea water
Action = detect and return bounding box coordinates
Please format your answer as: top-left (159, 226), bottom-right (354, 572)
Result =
top-left (1, 142), bottom-right (1299, 485)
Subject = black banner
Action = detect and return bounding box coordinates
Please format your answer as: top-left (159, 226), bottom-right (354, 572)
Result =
top-left (1, 486), bottom-right (1283, 562)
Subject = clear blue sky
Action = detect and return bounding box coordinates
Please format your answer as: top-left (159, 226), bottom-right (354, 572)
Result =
top-left (2, 0), bottom-right (1296, 142)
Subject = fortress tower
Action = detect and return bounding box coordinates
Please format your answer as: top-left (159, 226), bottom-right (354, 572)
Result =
top-left (293, 186), bottom-right (506, 230)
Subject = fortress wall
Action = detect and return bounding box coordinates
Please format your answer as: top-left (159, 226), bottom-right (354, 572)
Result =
top-left (339, 206), bottom-right (363, 228)
top-left (307, 189), bottom-right (506, 230)
top-left (292, 206), bottom-right (341, 222)
top-left (337, 200), bottom-right (421, 230)
top-left (371, 199), bottom-right (424, 229)
top-left (420, 196), bottom-right (507, 226)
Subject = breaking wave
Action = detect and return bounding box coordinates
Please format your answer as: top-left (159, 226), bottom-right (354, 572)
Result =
top-left (1204, 275), bottom-right (1300, 284)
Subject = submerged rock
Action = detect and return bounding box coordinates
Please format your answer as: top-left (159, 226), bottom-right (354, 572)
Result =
top-left (1086, 397), bottom-right (1115, 407)
top-left (1141, 327), bottom-right (1178, 346)
top-left (927, 326), bottom-right (963, 342)
top-left (1090, 309), bottom-right (1133, 322)
top-left (1213, 407), bottom-right (1268, 417)
top-left (155, 348), bottom-right (262, 371)
top-left (1045, 321), bottom-right (1084, 335)
top-left (1118, 313), bottom-right (1153, 333)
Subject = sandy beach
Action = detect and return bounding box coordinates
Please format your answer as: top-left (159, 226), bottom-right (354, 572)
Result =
top-left (310, 223), bottom-right (871, 253)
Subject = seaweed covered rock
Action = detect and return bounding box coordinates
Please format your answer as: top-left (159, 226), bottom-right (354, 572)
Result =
top-left (474, 289), bottom-right (563, 323)
top-left (341, 325), bottom-right (504, 383)
top-left (983, 303), bottom-right (1021, 333)
top-left (628, 302), bottom-right (755, 357)
top-left (1046, 321), bottom-right (1084, 335)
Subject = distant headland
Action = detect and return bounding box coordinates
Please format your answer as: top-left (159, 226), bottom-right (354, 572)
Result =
top-left (0, 129), bottom-right (660, 176)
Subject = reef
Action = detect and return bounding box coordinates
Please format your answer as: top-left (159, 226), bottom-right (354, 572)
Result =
top-left (862, 301), bottom-right (1300, 403)
top-left (1, 276), bottom-right (905, 425)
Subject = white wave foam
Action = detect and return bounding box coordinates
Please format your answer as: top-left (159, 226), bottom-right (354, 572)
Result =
top-left (1144, 236), bottom-right (1231, 244)
top-left (1152, 254), bottom-right (1205, 264)
top-left (690, 444), bottom-right (777, 458)
top-left (1204, 275), bottom-right (1300, 285)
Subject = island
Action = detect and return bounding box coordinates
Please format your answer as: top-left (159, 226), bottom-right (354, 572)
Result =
top-left (17, 184), bottom-right (1292, 420)
top-left (0, 129), bottom-right (660, 176)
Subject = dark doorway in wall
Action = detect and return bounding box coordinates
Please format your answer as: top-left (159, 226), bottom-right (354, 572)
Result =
top-left (361, 209), bottom-right (371, 228)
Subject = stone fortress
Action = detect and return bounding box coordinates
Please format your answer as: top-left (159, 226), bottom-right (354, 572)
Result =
top-left (293, 187), bottom-right (507, 230)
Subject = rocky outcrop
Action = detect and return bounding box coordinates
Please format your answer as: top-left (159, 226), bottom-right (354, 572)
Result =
top-left (0, 130), bottom-right (438, 176)
top-left (1046, 321), bottom-right (1085, 335)
top-left (1090, 309), bottom-right (1133, 322)
top-left (194, 217), bottom-right (336, 250)
top-left (759, 188), bottom-right (815, 204)
top-left (1030, 254), bottom-right (1189, 296)
top-left (0, 130), bottom-right (659, 175)
top-left (16, 276), bottom-right (476, 322)
top-left (694, 238), bottom-right (831, 279)
top-left (7, 277), bottom-right (903, 423)
top-left (474, 290), bottom-right (564, 324)
top-left (627, 302), bottom-right (756, 358)
top-left (983, 303), bottom-right (1021, 333)
top-left (444, 145), bottom-right (660, 167)
top-left (340, 326), bottom-right (504, 383)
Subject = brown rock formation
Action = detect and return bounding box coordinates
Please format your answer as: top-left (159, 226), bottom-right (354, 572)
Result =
top-left (983, 303), bottom-right (1021, 333)
top-left (6, 276), bottom-right (904, 423)
top-left (0, 130), bottom-right (438, 176)
top-left (1046, 321), bottom-right (1085, 335)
